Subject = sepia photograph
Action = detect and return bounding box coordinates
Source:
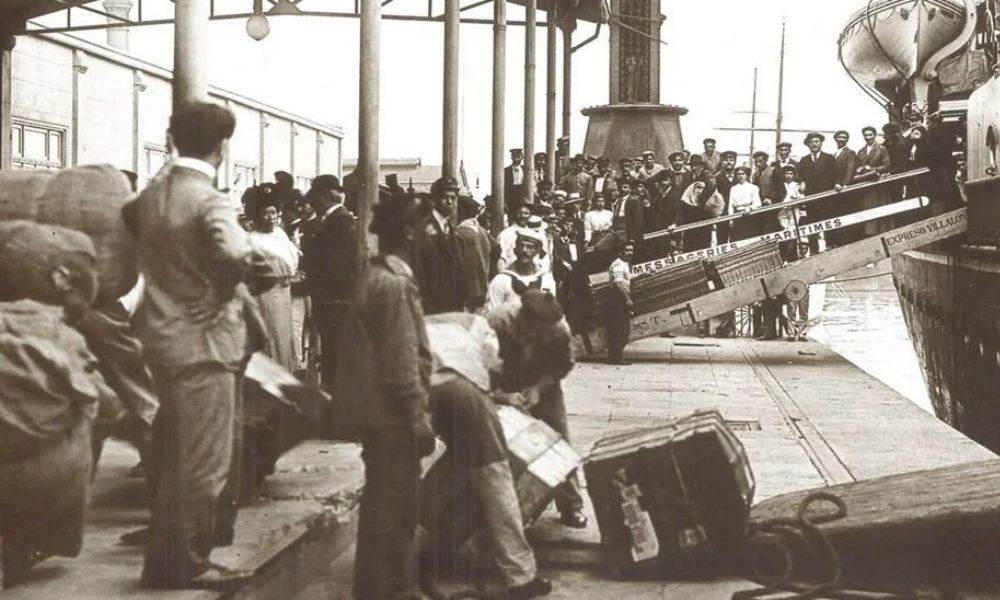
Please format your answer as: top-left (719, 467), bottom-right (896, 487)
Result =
top-left (0, 0), bottom-right (997, 598)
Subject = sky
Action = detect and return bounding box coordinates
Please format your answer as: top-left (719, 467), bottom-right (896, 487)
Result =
top-left (46, 0), bottom-right (888, 194)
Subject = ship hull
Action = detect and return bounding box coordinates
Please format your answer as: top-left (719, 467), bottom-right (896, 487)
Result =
top-left (892, 245), bottom-right (1000, 453)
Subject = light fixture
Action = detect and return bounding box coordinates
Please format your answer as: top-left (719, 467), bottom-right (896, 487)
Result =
top-left (246, 0), bottom-right (269, 41)
top-left (267, 0), bottom-right (302, 16)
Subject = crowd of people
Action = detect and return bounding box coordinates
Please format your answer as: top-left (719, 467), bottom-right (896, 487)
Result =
top-left (0, 96), bottom-right (965, 599)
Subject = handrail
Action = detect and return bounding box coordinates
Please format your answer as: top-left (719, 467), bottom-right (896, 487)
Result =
top-left (642, 168), bottom-right (930, 241)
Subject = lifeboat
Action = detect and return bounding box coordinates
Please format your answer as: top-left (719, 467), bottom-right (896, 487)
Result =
top-left (839, 0), bottom-right (969, 86)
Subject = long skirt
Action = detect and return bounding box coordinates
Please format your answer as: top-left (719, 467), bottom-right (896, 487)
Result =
top-left (255, 284), bottom-right (296, 373)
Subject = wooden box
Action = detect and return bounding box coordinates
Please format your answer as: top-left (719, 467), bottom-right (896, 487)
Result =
top-left (590, 259), bottom-right (711, 321)
top-left (584, 410), bottom-right (755, 578)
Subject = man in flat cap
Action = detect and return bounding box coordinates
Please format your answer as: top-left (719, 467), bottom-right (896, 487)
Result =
top-left (556, 136), bottom-right (570, 180)
top-left (773, 141), bottom-right (798, 173)
top-left (830, 130), bottom-right (860, 245)
top-left (882, 122), bottom-right (913, 175)
top-left (456, 194), bottom-right (496, 312)
top-left (336, 192), bottom-right (436, 600)
top-left (647, 151), bottom-right (692, 242)
top-left (714, 150), bottom-right (739, 243)
top-left (504, 148), bottom-right (527, 220)
top-left (751, 151), bottom-right (784, 207)
top-left (413, 176), bottom-right (466, 314)
top-left (486, 228), bottom-right (557, 314)
top-left (702, 138), bottom-right (722, 175)
top-left (558, 154), bottom-right (594, 207)
top-left (302, 173), bottom-right (358, 389)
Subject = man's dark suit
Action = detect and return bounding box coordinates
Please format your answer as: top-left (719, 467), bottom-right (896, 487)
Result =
top-left (412, 211), bottom-right (465, 315)
top-left (503, 164), bottom-right (526, 216)
top-left (612, 194), bottom-right (644, 244)
top-left (300, 204), bottom-right (357, 386)
top-left (798, 152), bottom-right (839, 249)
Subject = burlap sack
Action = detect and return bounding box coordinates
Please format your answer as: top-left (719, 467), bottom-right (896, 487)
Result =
top-left (0, 220), bottom-right (98, 307)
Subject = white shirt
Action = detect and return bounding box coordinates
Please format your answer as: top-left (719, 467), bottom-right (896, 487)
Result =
top-left (173, 157), bottom-right (217, 180)
top-left (609, 258), bottom-right (632, 293)
top-left (486, 269), bottom-right (557, 315)
top-left (250, 227), bottom-right (300, 273)
top-left (432, 209), bottom-right (450, 234)
top-left (512, 164), bottom-right (523, 185)
top-left (728, 182), bottom-right (762, 214)
top-left (496, 224), bottom-right (551, 272)
top-left (583, 209), bottom-right (614, 242)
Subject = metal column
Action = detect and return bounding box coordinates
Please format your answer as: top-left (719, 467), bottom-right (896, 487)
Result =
top-left (523, 0), bottom-right (536, 204)
top-left (561, 25), bottom-right (572, 140)
top-left (491, 0), bottom-right (506, 234)
top-left (545, 9), bottom-right (557, 185)
top-left (172, 0), bottom-right (210, 110)
top-left (443, 0), bottom-right (459, 180)
top-left (1, 26), bottom-right (15, 170)
top-left (358, 0), bottom-right (380, 267)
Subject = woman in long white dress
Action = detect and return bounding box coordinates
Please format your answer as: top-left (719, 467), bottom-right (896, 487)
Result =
top-left (250, 201), bottom-right (300, 372)
top-left (728, 166), bottom-right (764, 242)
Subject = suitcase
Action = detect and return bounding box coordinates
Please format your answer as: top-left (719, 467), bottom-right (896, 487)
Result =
top-left (584, 410), bottom-right (755, 578)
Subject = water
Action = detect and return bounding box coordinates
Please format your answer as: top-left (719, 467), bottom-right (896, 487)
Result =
top-left (809, 283), bottom-right (934, 414)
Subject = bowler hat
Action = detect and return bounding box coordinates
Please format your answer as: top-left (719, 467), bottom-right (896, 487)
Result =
top-left (689, 154), bottom-right (705, 165)
top-left (803, 132), bottom-right (825, 144)
top-left (310, 174), bottom-right (343, 193)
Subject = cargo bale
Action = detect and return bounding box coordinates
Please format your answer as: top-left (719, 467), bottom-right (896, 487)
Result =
top-left (34, 165), bottom-right (137, 304)
top-left (0, 169), bottom-right (54, 222)
top-left (0, 221), bottom-right (98, 307)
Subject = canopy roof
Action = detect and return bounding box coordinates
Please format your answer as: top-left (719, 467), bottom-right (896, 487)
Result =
top-left (508, 0), bottom-right (608, 24)
top-left (1, 0), bottom-right (91, 20)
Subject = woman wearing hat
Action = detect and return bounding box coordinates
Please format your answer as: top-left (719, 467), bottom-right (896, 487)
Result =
top-left (728, 166), bottom-right (764, 241)
top-left (248, 193), bottom-right (300, 372)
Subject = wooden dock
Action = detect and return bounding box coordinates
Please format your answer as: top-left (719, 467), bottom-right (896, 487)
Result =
top-left (523, 335), bottom-right (995, 599)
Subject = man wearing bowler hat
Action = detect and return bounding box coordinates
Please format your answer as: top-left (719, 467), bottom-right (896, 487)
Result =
top-left (714, 150), bottom-right (739, 243)
top-left (797, 132), bottom-right (839, 250)
top-left (302, 173), bottom-right (357, 389)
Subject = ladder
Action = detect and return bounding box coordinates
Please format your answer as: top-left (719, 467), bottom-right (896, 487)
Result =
top-left (575, 207), bottom-right (969, 357)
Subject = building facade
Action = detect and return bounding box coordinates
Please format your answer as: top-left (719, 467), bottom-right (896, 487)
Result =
top-left (9, 31), bottom-right (343, 207)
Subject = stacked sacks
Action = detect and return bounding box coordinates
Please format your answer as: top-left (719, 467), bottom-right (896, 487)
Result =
top-left (0, 221), bottom-right (118, 587)
top-left (0, 164), bottom-right (137, 304)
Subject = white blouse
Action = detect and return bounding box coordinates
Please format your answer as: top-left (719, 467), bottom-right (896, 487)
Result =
top-left (728, 182), bottom-right (762, 215)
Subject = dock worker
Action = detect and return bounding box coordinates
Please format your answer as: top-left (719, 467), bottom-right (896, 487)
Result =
top-left (335, 192), bottom-right (436, 600)
top-left (606, 241), bottom-right (635, 366)
top-left (301, 174), bottom-right (357, 389)
top-left (487, 229), bottom-right (557, 315)
top-left (127, 102), bottom-right (255, 590)
top-left (702, 138), bottom-right (723, 175)
top-left (413, 176), bottom-right (466, 314)
top-left (488, 290), bottom-right (588, 529)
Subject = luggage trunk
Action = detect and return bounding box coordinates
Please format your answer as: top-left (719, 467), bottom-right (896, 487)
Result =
top-left (584, 410), bottom-right (754, 579)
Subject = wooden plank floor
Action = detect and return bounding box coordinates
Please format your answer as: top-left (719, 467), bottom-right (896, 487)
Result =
top-left (522, 335), bottom-right (996, 599)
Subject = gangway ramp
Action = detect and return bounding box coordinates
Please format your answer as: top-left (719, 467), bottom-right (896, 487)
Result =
top-left (574, 207), bottom-right (968, 356)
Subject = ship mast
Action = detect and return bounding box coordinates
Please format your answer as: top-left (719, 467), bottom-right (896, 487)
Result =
top-left (775, 18), bottom-right (786, 146)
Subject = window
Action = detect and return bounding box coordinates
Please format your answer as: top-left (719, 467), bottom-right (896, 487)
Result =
top-left (295, 175), bottom-right (313, 191)
top-left (11, 119), bottom-right (66, 170)
top-left (143, 145), bottom-right (170, 186)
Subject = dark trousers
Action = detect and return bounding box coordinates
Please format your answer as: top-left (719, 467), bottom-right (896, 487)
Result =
top-left (143, 361), bottom-right (241, 587)
top-left (530, 386), bottom-right (584, 515)
top-left (355, 428), bottom-right (422, 600)
top-left (313, 298), bottom-right (347, 390)
top-left (605, 293), bottom-right (631, 362)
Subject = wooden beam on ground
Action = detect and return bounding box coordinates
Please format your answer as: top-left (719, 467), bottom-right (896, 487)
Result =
top-left (574, 208), bottom-right (969, 357)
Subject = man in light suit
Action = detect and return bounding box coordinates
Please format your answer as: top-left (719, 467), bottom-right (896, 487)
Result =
top-left (127, 102), bottom-right (254, 590)
top-left (504, 148), bottom-right (527, 219)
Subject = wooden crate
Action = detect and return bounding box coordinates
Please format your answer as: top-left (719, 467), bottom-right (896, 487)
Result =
top-left (584, 410), bottom-right (755, 578)
top-left (706, 240), bottom-right (784, 288)
top-left (419, 405), bottom-right (582, 567)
